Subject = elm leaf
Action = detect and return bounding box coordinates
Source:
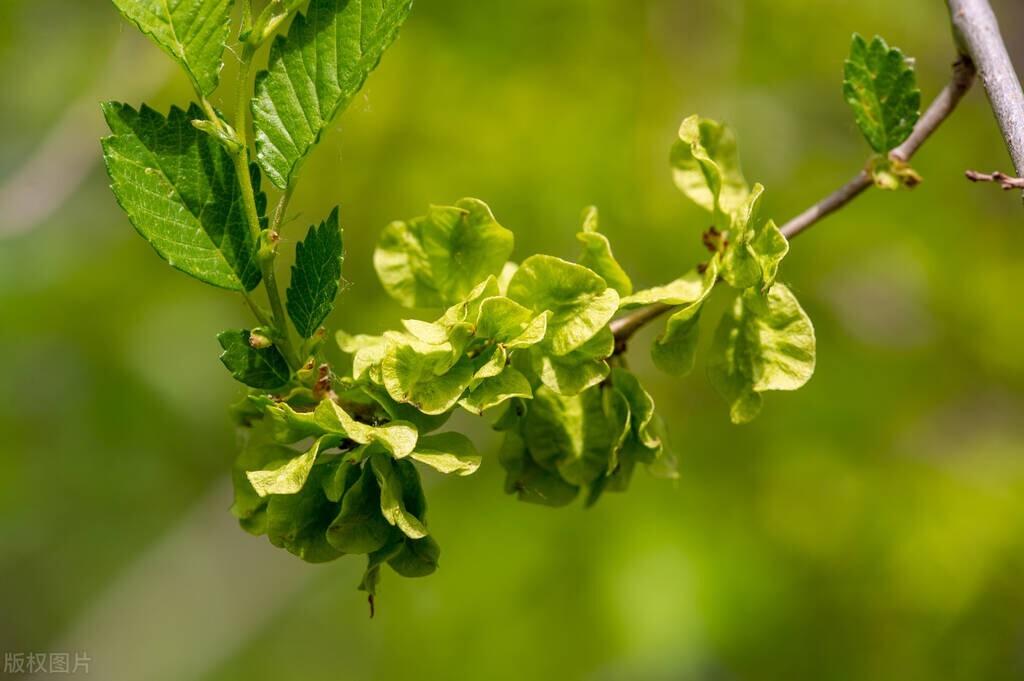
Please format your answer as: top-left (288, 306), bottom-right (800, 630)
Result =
top-left (621, 261), bottom-right (719, 310)
top-left (409, 432), bottom-right (482, 476)
top-left (524, 387), bottom-right (622, 487)
top-left (459, 366), bottom-right (533, 415)
top-left (610, 368), bottom-right (661, 451)
top-left (314, 400), bottom-right (418, 458)
top-left (530, 327), bottom-right (614, 396)
top-left (110, 0), bottom-right (231, 95)
top-left (370, 453), bottom-right (428, 539)
top-left (101, 103), bottom-right (262, 291)
top-left (707, 284), bottom-right (816, 424)
top-left (218, 330), bottom-right (291, 389)
top-left (721, 184), bottom-right (765, 290)
top-left (231, 423), bottom-right (294, 535)
top-left (507, 255), bottom-right (619, 356)
top-left (252, 0), bottom-right (415, 188)
top-left (287, 208), bottom-right (345, 338)
top-left (247, 435), bottom-right (340, 497)
top-left (266, 461), bottom-right (345, 563)
top-left (843, 34), bottom-right (921, 153)
top-left (327, 463), bottom-right (397, 554)
top-left (374, 199), bottom-right (514, 308)
top-left (650, 258), bottom-right (719, 377)
top-left (498, 427), bottom-right (580, 507)
top-left (671, 115), bottom-right (750, 218)
top-left (381, 336), bottom-right (475, 415)
top-left (387, 535), bottom-right (440, 578)
top-left (576, 206), bottom-right (632, 297)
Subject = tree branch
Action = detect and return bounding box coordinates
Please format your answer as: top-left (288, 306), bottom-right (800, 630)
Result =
top-left (780, 56), bottom-right (976, 240)
top-left (947, 0), bottom-right (1024, 176)
top-left (610, 57), bottom-right (976, 346)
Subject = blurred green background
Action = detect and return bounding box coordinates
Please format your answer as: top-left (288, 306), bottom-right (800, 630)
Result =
top-left (3, 1), bottom-right (1024, 679)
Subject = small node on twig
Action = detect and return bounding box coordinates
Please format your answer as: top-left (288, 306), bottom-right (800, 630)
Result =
top-left (964, 169), bottom-right (1024, 190)
top-left (701, 226), bottom-right (725, 253)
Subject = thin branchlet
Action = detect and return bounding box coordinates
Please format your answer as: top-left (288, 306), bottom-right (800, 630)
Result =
top-left (611, 56), bottom-right (977, 349)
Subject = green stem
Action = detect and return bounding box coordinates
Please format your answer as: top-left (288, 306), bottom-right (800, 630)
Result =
top-left (231, 43), bottom-right (303, 371)
top-left (270, 183), bottom-right (295, 234)
top-left (243, 290), bottom-right (273, 328)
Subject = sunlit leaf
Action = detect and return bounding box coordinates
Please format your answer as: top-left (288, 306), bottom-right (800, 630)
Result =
top-left (217, 330), bottom-right (291, 389)
top-left (576, 206), bottom-right (632, 297)
top-left (110, 0), bottom-right (230, 94)
top-left (671, 114), bottom-right (750, 218)
top-left (287, 207), bottom-right (344, 338)
top-left (253, 0), bottom-right (415, 188)
top-left (102, 103), bottom-right (262, 291)
top-left (374, 199), bottom-right (513, 308)
top-left (409, 432), bottom-right (482, 476)
top-left (507, 255), bottom-right (619, 356)
top-left (707, 284), bottom-right (816, 423)
top-left (843, 34), bottom-right (921, 153)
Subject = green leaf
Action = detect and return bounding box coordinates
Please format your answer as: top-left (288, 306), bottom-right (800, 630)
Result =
top-left (719, 185), bottom-right (788, 292)
top-left (609, 368), bottom-right (661, 451)
top-left (381, 335), bottom-right (475, 415)
top-left (470, 345), bottom-right (508, 385)
top-left (576, 207), bottom-right (632, 297)
top-left (246, 435), bottom-right (339, 497)
top-left (374, 199), bottom-right (514, 308)
top-left (409, 432), bottom-right (482, 476)
top-left (459, 366), bottom-right (533, 415)
top-left (438, 276), bottom-right (501, 328)
top-left (252, 0), bottom-right (415, 188)
top-left (315, 400), bottom-right (419, 457)
top-left (671, 114), bottom-right (750, 218)
top-left (650, 259), bottom-right (719, 377)
top-left (387, 535), bottom-right (440, 578)
top-left (101, 103), bottom-right (262, 291)
top-left (505, 313), bottom-right (550, 350)
top-left (751, 219), bottom-right (788, 290)
top-left (337, 331), bottom-right (388, 381)
top-left (322, 459), bottom-right (361, 502)
top-left (843, 34), bottom-right (921, 153)
top-left (867, 155), bottom-right (923, 191)
top-left (261, 399), bottom-right (418, 457)
top-left (530, 327), bottom-right (614, 396)
top-left (358, 382), bottom-right (453, 434)
top-left (359, 541), bottom-right (402, 598)
top-left (327, 463), bottom-right (397, 554)
top-left (217, 330), bottom-right (291, 389)
top-left (498, 427), bottom-right (579, 507)
top-left (620, 263), bottom-right (718, 310)
top-left (370, 453), bottom-right (428, 539)
top-left (231, 423), bottom-right (295, 535)
top-left (707, 284), bottom-right (816, 424)
top-left (507, 255), bottom-right (619, 356)
top-left (266, 461), bottom-right (344, 563)
top-left (474, 297), bottom-right (534, 343)
top-left (720, 184), bottom-right (765, 290)
top-left (524, 386), bottom-right (625, 487)
top-left (287, 207), bottom-right (345, 338)
top-left (110, 0), bottom-right (231, 95)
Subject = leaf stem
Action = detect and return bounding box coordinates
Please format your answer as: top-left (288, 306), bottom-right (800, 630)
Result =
top-left (242, 290), bottom-right (273, 328)
top-left (230, 42), bottom-right (303, 371)
top-left (610, 56), bottom-right (976, 347)
top-left (270, 183), bottom-right (295, 235)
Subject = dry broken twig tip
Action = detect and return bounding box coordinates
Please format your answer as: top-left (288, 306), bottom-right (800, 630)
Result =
top-left (964, 169), bottom-right (1024, 190)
